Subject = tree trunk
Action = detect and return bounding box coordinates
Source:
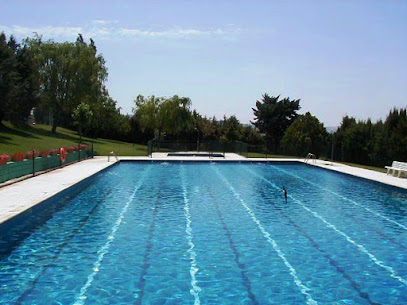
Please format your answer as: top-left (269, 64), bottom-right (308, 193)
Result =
top-left (52, 120), bottom-right (58, 133)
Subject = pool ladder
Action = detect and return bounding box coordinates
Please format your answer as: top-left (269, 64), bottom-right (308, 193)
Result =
top-left (108, 151), bottom-right (119, 162)
top-left (304, 153), bottom-right (316, 164)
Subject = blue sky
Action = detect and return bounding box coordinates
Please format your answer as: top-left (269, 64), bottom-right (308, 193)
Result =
top-left (1, 0), bottom-right (406, 126)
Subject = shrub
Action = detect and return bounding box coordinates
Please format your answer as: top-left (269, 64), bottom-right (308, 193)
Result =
top-left (67, 146), bottom-right (75, 153)
top-left (80, 144), bottom-right (87, 150)
top-left (11, 152), bottom-right (25, 162)
top-left (26, 150), bottom-right (39, 159)
top-left (49, 149), bottom-right (59, 156)
top-left (0, 154), bottom-right (10, 165)
top-left (40, 150), bottom-right (49, 158)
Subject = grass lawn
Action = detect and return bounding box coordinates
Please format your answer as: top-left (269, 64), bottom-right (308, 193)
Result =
top-left (0, 122), bottom-right (147, 156)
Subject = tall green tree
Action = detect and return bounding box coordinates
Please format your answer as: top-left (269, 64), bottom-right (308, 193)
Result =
top-left (0, 32), bottom-right (16, 124)
top-left (221, 115), bottom-right (242, 142)
top-left (252, 93), bottom-right (300, 150)
top-left (0, 33), bottom-right (39, 125)
top-left (281, 112), bottom-right (328, 157)
top-left (133, 94), bottom-right (193, 139)
top-left (72, 102), bottom-right (93, 142)
top-left (27, 34), bottom-right (107, 133)
top-left (133, 95), bottom-right (163, 138)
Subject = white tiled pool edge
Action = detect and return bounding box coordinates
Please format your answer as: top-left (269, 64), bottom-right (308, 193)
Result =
top-left (0, 157), bottom-right (117, 225)
top-left (1, 154), bottom-right (406, 226)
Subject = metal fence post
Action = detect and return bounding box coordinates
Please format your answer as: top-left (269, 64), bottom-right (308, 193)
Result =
top-left (78, 143), bottom-right (80, 162)
top-left (32, 149), bottom-right (35, 177)
top-left (91, 142), bottom-right (94, 158)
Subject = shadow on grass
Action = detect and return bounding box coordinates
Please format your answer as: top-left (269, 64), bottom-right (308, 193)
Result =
top-left (0, 124), bottom-right (40, 139)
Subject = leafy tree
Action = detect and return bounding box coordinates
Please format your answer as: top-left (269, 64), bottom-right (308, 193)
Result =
top-left (221, 115), bottom-right (242, 142)
top-left (133, 94), bottom-right (194, 139)
top-left (241, 125), bottom-right (264, 145)
top-left (159, 95), bottom-right (193, 136)
top-left (27, 34), bottom-right (107, 133)
top-left (0, 33), bottom-right (39, 125)
top-left (0, 32), bottom-right (16, 124)
top-left (133, 95), bottom-right (163, 138)
top-left (252, 93), bottom-right (300, 151)
top-left (73, 102), bottom-right (93, 142)
top-left (385, 108), bottom-right (407, 162)
top-left (196, 115), bottom-right (221, 141)
top-left (281, 112), bottom-right (328, 157)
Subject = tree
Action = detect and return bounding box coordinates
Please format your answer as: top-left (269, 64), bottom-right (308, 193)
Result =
top-left (133, 95), bottom-right (163, 138)
top-left (252, 93), bottom-right (300, 151)
top-left (0, 32), bottom-right (16, 124)
top-left (281, 112), bottom-right (328, 157)
top-left (159, 95), bottom-right (193, 136)
top-left (72, 102), bottom-right (93, 142)
top-left (133, 94), bottom-right (194, 139)
top-left (221, 115), bottom-right (242, 142)
top-left (27, 34), bottom-right (107, 133)
top-left (0, 32), bottom-right (40, 125)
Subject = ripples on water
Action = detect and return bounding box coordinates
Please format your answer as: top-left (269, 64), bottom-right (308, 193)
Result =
top-left (0, 162), bottom-right (406, 304)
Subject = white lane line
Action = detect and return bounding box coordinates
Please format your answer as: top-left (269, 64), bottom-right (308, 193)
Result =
top-left (213, 166), bottom-right (318, 305)
top-left (245, 166), bottom-right (407, 286)
top-left (73, 166), bottom-right (151, 305)
top-left (181, 166), bottom-right (202, 304)
top-left (271, 164), bottom-right (407, 231)
top-left (181, 165), bottom-right (201, 305)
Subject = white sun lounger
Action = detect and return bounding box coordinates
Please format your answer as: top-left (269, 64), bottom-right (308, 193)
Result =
top-left (385, 161), bottom-right (407, 178)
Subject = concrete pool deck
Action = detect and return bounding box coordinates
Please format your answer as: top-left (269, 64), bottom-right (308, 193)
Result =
top-left (0, 154), bottom-right (406, 226)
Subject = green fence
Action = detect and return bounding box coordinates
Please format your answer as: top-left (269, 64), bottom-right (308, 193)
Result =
top-left (0, 150), bottom-right (91, 184)
top-left (147, 140), bottom-right (248, 157)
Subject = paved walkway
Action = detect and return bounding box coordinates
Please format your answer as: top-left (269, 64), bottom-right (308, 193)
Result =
top-left (1, 154), bottom-right (406, 226)
top-left (0, 157), bottom-right (117, 225)
top-left (307, 159), bottom-right (407, 189)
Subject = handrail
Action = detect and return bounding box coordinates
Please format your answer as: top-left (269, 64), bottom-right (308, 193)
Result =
top-left (304, 153), bottom-right (316, 164)
top-left (108, 151), bottom-right (119, 162)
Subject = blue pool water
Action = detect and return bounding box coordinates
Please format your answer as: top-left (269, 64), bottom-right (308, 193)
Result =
top-left (0, 162), bottom-right (407, 304)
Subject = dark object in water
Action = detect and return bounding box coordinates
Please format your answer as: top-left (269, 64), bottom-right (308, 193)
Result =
top-left (283, 186), bottom-right (288, 203)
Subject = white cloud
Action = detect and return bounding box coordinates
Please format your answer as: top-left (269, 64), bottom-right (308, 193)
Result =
top-left (0, 22), bottom-right (241, 41)
top-left (0, 24), bottom-right (82, 39)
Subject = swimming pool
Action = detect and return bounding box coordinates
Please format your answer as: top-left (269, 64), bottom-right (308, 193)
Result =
top-left (0, 162), bottom-right (406, 304)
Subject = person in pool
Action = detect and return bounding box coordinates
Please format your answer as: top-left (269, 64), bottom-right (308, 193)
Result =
top-left (283, 186), bottom-right (287, 203)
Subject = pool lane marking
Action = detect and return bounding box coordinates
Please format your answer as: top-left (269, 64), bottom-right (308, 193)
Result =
top-left (244, 167), bottom-right (407, 286)
top-left (270, 165), bottom-right (407, 231)
top-left (73, 166), bottom-right (152, 305)
top-left (212, 166), bottom-right (318, 305)
top-left (256, 187), bottom-right (381, 305)
top-left (257, 166), bottom-right (407, 251)
top-left (15, 187), bottom-right (116, 305)
top-left (206, 184), bottom-right (259, 305)
top-left (134, 185), bottom-right (162, 305)
top-left (181, 165), bottom-right (202, 305)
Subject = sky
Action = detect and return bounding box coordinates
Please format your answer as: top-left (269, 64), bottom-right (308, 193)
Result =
top-left (0, 0), bottom-right (406, 127)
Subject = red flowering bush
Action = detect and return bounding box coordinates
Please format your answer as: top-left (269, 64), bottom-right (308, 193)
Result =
top-left (73, 146), bottom-right (80, 151)
top-left (40, 150), bottom-right (49, 158)
top-left (49, 149), bottom-right (59, 156)
top-left (67, 146), bottom-right (75, 153)
top-left (0, 154), bottom-right (9, 165)
top-left (79, 144), bottom-right (87, 150)
top-left (11, 152), bottom-right (25, 162)
top-left (26, 150), bottom-right (39, 159)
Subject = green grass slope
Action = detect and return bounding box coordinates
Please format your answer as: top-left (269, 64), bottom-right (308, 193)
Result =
top-left (0, 122), bottom-right (147, 156)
